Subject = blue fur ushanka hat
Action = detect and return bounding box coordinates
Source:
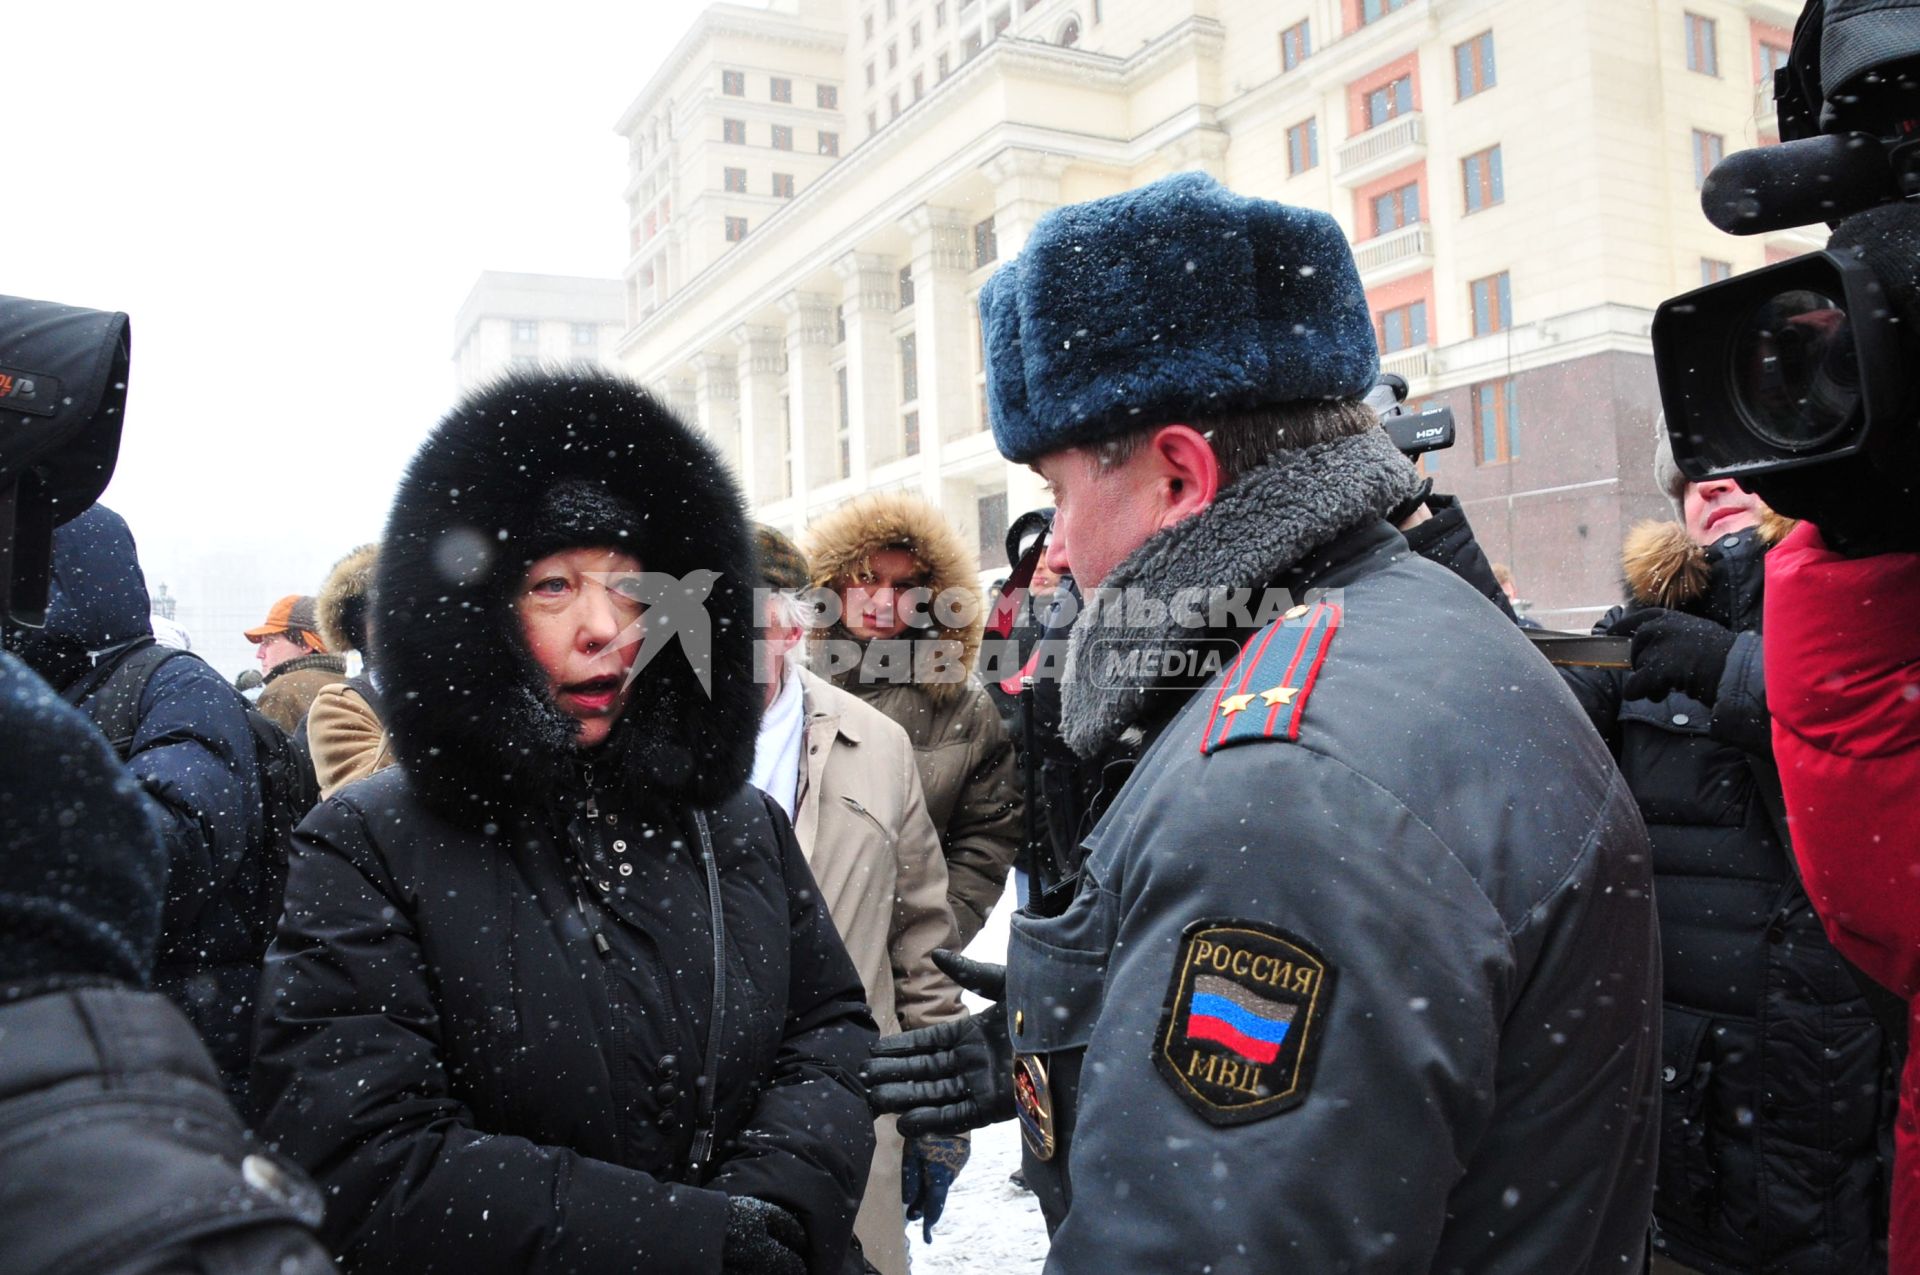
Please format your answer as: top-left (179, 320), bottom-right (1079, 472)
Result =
top-left (981, 172), bottom-right (1379, 463)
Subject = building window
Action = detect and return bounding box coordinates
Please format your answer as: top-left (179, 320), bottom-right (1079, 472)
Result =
top-left (1463, 145), bottom-right (1505, 212)
top-left (867, 108), bottom-right (878, 133)
top-left (913, 71), bottom-right (925, 99)
top-left (866, 61), bottom-right (877, 87)
top-left (974, 215), bottom-right (998, 268)
top-left (771, 124), bottom-right (793, 150)
top-left (1378, 300), bottom-right (1428, 353)
top-left (819, 130), bottom-right (840, 156)
top-left (1469, 272), bottom-right (1512, 336)
top-left (993, 8), bottom-right (1011, 37)
top-left (725, 216), bottom-right (748, 243)
top-left (864, 12), bottom-right (875, 40)
top-left (1281, 20), bottom-right (1311, 71)
top-left (723, 118), bottom-right (746, 144)
top-left (512, 319), bottom-right (538, 344)
top-left (770, 76), bottom-right (792, 103)
top-left (1365, 75), bottom-right (1415, 129)
top-left (724, 166), bottom-right (747, 193)
top-left (772, 172), bottom-right (795, 198)
top-left (1287, 118), bottom-right (1319, 174)
top-left (722, 69), bottom-right (745, 95)
top-left (1693, 129), bottom-right (1724, 188)
top-left (965, 31), bottom-right (983, 59)
top-left (1361, 0), bottom-right (1409, 25)
top-left (936, 1), bottom-right (947, 26)
top-left (889, 91), bottom-right (901, 119)
top-left (898, 265), bottom-right (916, 308)
top-left (1701, 257), bottom-right (1733, 284)
top-left (977, 491), bottom-right (1009, 563)
top-left (1685, 13), bottom-right (1718, 76)
top-left (1059, 17), bottom-right (1080, 46)
top-left (1371, 182), bottom-right (1420, 235)
top-left (886, 0), bottom-right (896, 17)
top-left (835, 304), bottom-right (847, 344)
top-left (818, 83), bottom-right (839, 109)
top-left (1759, 41), bottom-right (1790, 84)
top-left (900, 332), bottom-right (919, 402)
top-left (835, 366), bottom-right (852, 477)
top-left (1092, 0), bottom-right (1102, 18)
top-left (1456, 31), bottom-right (1495, 98)
top-left (911, 20), bottom-right (922, 49)
top-left (939, 51), bottom-right (952, 78)
top-left (888, 42), bottom-right (899, 69)
top-left (904, 409), bottom-right (921, 456)
top-left (1473, 378), bottom-right (1519, 463)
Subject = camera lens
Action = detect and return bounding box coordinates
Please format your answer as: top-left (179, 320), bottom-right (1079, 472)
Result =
top-left (1731, 289), bottom-right (1861, 450)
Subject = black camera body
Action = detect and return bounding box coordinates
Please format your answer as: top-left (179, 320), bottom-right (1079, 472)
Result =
top-left (1366, 372), bottom-right (1457, 460)
top-left (1653, 0), bottom-right (1920, 506)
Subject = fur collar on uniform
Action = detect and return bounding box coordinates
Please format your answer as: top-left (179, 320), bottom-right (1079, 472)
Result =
top-left (802, 490), bottom-right (985, 705)
top-left (1621, 509), bottom-right (1795, 607)
top-left (263, 652), bottom-right (347, 684)
top-left (373, 370), bottom-right (760, 829)
top-left (1061, 427), bottom-right (1421, 758)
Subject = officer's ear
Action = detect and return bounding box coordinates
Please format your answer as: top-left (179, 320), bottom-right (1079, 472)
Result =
top-left (1147, 424), bottom-right (1221, 529)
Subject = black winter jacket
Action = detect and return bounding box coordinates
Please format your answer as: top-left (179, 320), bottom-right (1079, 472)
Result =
top-left (1563, 519), bottom-right (1894, 1274)
top-left (8, 505), bottom-right (270, 1101)
top-left (255, 772), bottom-right (875, 1273)
top-left (252, 371), bottom-right (875, 1275)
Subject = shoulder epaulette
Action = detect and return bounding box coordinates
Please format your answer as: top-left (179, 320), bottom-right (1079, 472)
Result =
top-left (1199, 601), bottom-right (1342, 754)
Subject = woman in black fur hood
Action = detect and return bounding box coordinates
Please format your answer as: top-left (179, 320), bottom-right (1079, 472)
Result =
top-left (253, 370), bottom-right (877, 1275)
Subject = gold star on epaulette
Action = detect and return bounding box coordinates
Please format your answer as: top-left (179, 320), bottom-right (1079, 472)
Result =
top-left (1260, 685), bottom-right (1297, 707)
top-left (1220, 692), bottom-right (1255, 715)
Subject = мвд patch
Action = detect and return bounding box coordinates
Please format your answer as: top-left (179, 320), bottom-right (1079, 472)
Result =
top-left (1153, 919), bottom-right (1334, 1125)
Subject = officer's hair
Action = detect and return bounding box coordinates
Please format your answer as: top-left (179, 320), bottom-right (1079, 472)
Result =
top-left (1090, 399), bottom-right (1378, 486)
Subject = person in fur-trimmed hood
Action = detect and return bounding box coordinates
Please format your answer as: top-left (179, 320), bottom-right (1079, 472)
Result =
top-left (252, 369), bottom-right (877, 1275)
top-left (302, 542), bottom-right (394, 798)
top-left (1559, 421), bottom-right (1897, 1275)
top-left (803, 492), bottom-right (1021, 946)
top-left (865, 172), bottom-right (1658, 1274)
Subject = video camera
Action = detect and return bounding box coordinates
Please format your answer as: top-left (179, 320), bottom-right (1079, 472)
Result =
top-left (0, 296), bottom-right (131, 628)
top-left (1366, 372), bottom-right (1456, 460)
top-left (1652, 0), bottom-right (1920, 516)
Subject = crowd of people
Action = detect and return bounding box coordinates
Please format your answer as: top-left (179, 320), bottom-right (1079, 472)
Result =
top-left (5, 162), bottom-right (1920, 1275)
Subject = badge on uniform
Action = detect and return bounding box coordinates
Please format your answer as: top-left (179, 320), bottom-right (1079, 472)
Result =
top-left (1153, 919), bottom-right (1334, 1125)
top-left (1012, 1053), bottom-right (1057, 1161)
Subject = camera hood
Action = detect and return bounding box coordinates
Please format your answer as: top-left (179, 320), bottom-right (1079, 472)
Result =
top-left (0, 295), bottom-right (132, 627)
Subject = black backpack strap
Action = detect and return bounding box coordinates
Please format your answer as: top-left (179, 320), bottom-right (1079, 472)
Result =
top-left (65, 641), bottom-right (193, 759)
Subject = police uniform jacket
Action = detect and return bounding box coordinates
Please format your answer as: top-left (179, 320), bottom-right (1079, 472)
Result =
top-left (1008, 510), bottom-right (1662, 1275)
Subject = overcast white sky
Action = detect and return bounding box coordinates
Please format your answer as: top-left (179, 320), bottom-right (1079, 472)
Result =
top-left (5, 0), bottom-right (715, 673)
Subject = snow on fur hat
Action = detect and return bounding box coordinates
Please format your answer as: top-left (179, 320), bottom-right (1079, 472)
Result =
top-left (1652, 413), bottom-right (1688, 519)
top-left (980, 172), bottom-right (1379, 464)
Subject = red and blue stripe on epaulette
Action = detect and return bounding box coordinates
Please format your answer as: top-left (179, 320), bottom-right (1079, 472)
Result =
top-left (1200, 601), bottom-right (1342, 753)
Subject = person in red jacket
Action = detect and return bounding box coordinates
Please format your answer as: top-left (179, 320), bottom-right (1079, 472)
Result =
top-left (1767, 522), bottom-right (1920, 1272)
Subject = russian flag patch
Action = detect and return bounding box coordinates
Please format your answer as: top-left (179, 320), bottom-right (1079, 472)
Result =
top-left (1153, 920), bottom-right (1335, 1125)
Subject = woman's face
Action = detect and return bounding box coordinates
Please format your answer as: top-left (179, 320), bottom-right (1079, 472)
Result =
top-left (517, 547), bottom-right (645, 748)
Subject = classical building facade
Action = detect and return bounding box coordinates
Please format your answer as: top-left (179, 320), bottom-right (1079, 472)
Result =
top-left (616, 0), bottom-right (1810, 621)
top-left (453, 271), bottom-right (627, 395)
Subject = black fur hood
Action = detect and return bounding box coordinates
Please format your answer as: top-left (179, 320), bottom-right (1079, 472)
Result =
top-left (372, 370), bottom-right (759, 827)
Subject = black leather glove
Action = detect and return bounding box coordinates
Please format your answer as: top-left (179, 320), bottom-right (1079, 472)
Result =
top-left (722, 1196), bottom-right (806, 1275)
top-left (864, 950), bottom-right (1015, 1137)
top-left (1610, 608), bottom-right (1737, 705)
top-left (901, 1133), bottom-right (971, 1243)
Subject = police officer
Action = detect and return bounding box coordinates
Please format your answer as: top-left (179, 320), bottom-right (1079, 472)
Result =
top-left (866, 173), bottom-right (1661, 1273)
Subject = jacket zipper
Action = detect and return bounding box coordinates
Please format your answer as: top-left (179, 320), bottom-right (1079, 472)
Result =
top-left (689, 809), bottom-right (727, 1173)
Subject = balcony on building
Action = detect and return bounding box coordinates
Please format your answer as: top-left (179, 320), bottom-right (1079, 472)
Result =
top-left (1353, 221), bottom-right (1434, 286)
top-left (1379, 345), bottom-right (1432, 386)
top-left (1336, 112), bottom-right (1427, 187)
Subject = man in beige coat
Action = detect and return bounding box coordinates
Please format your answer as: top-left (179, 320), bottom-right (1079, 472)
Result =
top-left (750, 527), bottom-right (969, 1275)
top-left (803, 493), bottom-right (1022, 945)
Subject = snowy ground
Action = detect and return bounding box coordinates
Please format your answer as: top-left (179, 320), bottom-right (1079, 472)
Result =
top-left (902, 889), bottom-right (1050, 1273)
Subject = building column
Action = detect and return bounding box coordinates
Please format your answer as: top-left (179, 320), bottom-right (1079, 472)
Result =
top-left (690, 352), bottom-right (741, 480)
top-left (833, 251), bottom-right (901, 472)
top-left (732, 323), bottom-right (788, 506)
top-left (660, 373), bottom-right (698, 429)
top-left (982, 148), bottom-right (1070, 261)
top-left (901, 205), bottom-right (977, 501)
top-left (779, 291), bottom-right (837, 503)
